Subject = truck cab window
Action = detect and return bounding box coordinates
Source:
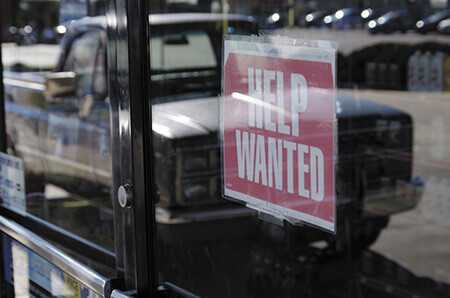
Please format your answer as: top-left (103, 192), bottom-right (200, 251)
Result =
top-left (151, 31), bottom-right (217, 71)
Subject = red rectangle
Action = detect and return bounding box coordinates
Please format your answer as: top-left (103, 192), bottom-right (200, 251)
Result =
top-left (222, 39), bottom-right (336, 232)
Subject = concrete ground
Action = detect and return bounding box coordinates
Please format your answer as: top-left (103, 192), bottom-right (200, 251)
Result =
top-left (268, 28), bottom-right (450, 285)
top-left (341, 89), bottom-right (450, 284)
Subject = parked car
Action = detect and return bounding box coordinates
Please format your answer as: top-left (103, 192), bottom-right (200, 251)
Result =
top-left (415, 10), bottom-right (450, 34)
top-left (331, 8), bottom-right (362, 29)
top-left (321, 8), bottom-right (363, 29)
top-left (4, 14), bottom-right (422, 252)
top-left (322, 12), bottom-right (336, 28)
top-left (7, 24), bottom-right (65, 45)
top-left (263, 12), bottom-right (285, 29)
top-left (437, 18), bottom-right (450, 34)
top-left (368, 10), bottom-right (416, 34)
top-left (257, 3), bottom-right (295, 29)
top-left (360, 8), bottom-right (388, 23)
top-left (302, 10), bottom-right (331, 28)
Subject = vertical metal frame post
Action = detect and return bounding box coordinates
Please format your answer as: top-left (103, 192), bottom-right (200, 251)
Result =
top-left (106, 0), bottom-right (155, 294)
top-left (126, 0), bottom-right (156, 294)
top-left (0, 34), bottom-right (6, 152)
top-left (0, 14), bottom-right (6, 297)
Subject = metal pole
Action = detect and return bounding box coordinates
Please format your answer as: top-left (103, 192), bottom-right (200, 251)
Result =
top-left (288, 0), bottom-right (295, 27)
top-left (0, 3), bottom-right (7, 294)
top-left (0, 33), bottom-right (6, 152)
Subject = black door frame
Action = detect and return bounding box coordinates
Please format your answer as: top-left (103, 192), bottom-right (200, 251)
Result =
top-left (0, 41), bottom-right (5, 152)
top-left (0, 0), bottom-right (159, 295)
top-left (106, 0), bottom-right (156, 295)
top-left (0, 0), bottom-right (156, 296)
top-left (124, 0), bottom-right (157, 293)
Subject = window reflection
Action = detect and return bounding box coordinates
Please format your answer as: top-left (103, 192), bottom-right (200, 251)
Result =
top-left (148, 1), bottom-right (450, 297)
top-left (0, 0), bottom-right (449, 297)
top-left (1, 0), bottom-right (114, 265)
top-left (2, 235), bottom-right (102, 297)
top-left (151, 31), bottom-right (217, 70)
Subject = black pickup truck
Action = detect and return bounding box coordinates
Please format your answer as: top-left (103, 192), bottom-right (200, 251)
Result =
top-left (3, 13), bottom-right (422, 250)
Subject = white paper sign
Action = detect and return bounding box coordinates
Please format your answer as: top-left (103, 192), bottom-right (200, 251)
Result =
top-left (0, 153), bottom-right (26, 214)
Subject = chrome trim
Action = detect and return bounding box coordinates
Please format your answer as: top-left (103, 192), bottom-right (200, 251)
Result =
top-left (16, 144), bottom-right (112, 179)
top-left (0, 215), bottom-right (109, 296)
top-left (363, 177), bottom-right (424, 216)
top-left (110, 289), bottom-right (136, 298)
top-left (3, 78), bottom-right (46, 91)
top-left (156, 206), bottom-right (256, 224)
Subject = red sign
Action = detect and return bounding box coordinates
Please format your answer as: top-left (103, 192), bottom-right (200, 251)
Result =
top-left (222, 39), bottom-right (336, 232)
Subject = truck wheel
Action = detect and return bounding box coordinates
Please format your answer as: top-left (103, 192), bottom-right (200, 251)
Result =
top-left (354, 216), bottom-right (390, 250)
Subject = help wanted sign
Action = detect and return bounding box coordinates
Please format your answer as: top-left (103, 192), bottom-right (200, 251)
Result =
top-left (222, 37), bottom-right (336, 232)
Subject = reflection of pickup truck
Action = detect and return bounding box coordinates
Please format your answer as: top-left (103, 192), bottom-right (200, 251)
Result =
top-left (4, 14), bottom-right (422, 249)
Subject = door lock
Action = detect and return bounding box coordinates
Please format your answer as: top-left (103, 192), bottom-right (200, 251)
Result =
top-left (118, 184), bottom-right (133, 208)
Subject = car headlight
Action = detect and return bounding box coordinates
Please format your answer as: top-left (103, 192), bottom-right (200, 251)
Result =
top-left (368, 20), bottom-right (377, 28)
top-left (335, 10), bottom-right (344, 20)
top-left (324, 15), bottom-right (333, 24)
top-left (361, 9), bottom-right (372, 19)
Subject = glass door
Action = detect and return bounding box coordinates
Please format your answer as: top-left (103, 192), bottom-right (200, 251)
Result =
top-left (143, 1), bottom-right (450, 297)
top-left (0, 0), bottom-right (147, 296)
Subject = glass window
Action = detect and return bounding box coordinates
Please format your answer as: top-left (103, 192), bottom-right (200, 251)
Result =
top-left (148, 2), bottom-right (450, 297)
top-left (1, 233), bottom-right (105, 297)
top-left (1, 0), bottom-right (114, 276)
top-left (151, 31), bottom-right (217, 71)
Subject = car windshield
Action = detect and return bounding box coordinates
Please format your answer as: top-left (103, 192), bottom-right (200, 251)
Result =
top-left (150, 21), bottom-right (256, 101)
top-left (151, 31), bottom-right (217, 72)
